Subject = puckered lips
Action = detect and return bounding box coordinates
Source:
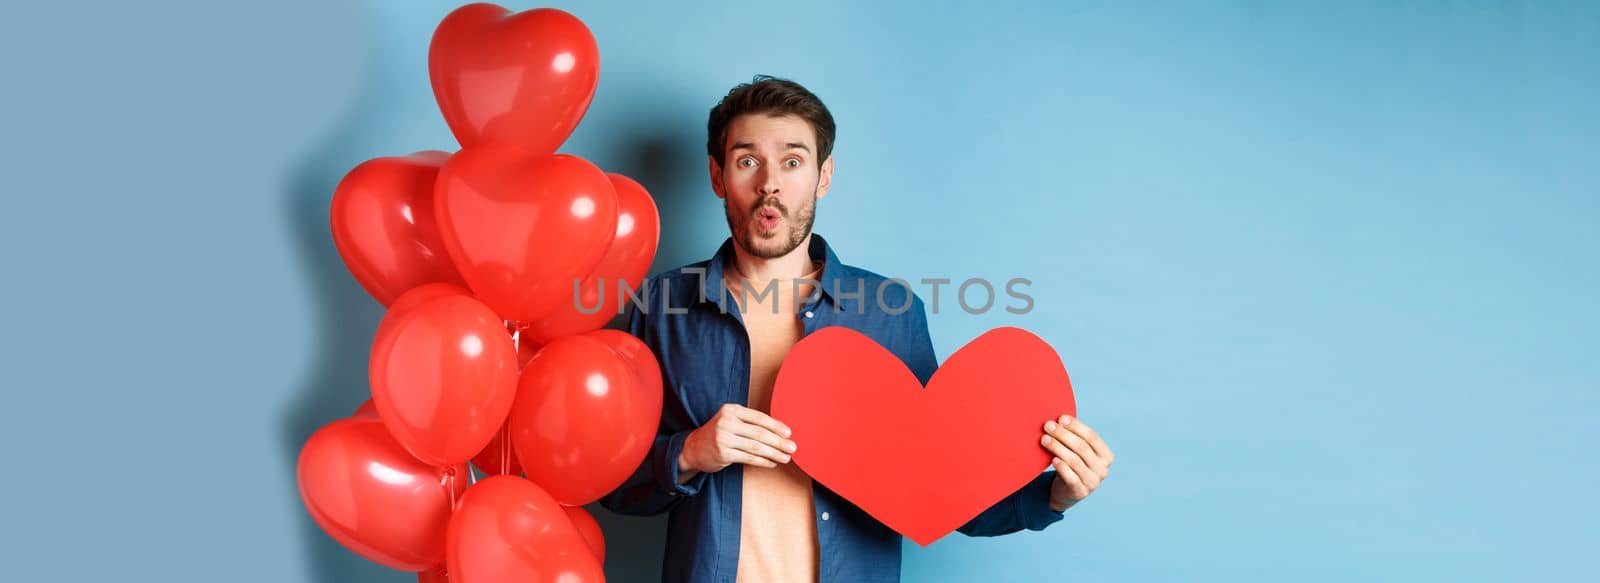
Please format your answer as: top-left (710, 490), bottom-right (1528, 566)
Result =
top-left (756, 205), bottom-right (783, 231)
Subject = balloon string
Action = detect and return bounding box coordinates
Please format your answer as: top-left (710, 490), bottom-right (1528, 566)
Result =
top-left (506, 319), bottom-right (521, 351)
top-left (500, 422), bottom-right (511, 475)
top-left (447, 468), bottom-right (458, 512)
top-left (504, 322), bottom-right (519, 476)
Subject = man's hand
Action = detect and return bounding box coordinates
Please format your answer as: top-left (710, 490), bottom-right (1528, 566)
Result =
top-left (677, 404), bottom-right (799, 483)
top-left (1040, 414), bottom-right (1114, 512)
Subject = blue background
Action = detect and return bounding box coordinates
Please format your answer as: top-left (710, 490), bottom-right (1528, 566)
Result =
top-left (3, 1), bottom-right (1595, 581)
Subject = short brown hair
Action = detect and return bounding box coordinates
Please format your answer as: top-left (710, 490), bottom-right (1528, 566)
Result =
top-left (706, 75), bottom-right (836, 167)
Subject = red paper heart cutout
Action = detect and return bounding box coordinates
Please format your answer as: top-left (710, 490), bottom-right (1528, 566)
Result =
top-left (429, 4), bottom-right (599, 154)
top-left (771, 326), bottom-right (1074, 546)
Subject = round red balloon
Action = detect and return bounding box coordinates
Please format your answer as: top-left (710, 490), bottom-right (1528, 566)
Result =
top-left (584, 329), bottom-right (663, 399)
top-left (331, 151), bottom-right (467, 306)
top-left (370, 294), bottom-right (519, 466)
top-left (434, 145), bottom-right (619, 324)
top-left (430, 4), bottom-right (599, 154)
top-left (388, 282), bottom-right (473, 317)
top-left (297, 418), bottom-right (468, 572)
top-left (446, 476), bottom-right (603, 583)
top-left (509, 335), bottom-right (663, 505)
top-left (376, 282), bottom-right (474, 342)
top-left (524, 173), bottom-right (661, 343)
top-left (562, 506), bottom-right (606, 564)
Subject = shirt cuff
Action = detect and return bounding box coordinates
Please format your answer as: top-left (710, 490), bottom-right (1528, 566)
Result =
top-left (1019, 470), bottom-right (1068, 531)
top-left (656, 429), bottom-right (708, 497)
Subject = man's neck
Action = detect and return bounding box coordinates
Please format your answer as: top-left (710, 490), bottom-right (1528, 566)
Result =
top-left (727, 234), bottom-right (818, 285)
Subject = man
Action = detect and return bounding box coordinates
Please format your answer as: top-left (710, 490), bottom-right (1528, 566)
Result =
top-left (600, 76), bottom-right (1114, 582)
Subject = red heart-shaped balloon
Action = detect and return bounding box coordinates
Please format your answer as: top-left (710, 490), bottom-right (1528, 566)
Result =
top-left (297, 418), bottom-right (468, 571)
top-left (522, 173), bottom-right (660, 343)
top-left (429, 3), bottom-right (599, 154)
top-left (330, 151), bottom-right (467, 306)
top-left (446, 476), bottom-right (603, 583)
top-left (434, 144), bottom-right (619, 324)
top-left (771, 326), bottom-right (1075, 546)
top-left (370, 293), bottom-right (520, 466)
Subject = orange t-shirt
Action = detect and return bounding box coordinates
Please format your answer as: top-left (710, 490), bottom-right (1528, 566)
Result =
top-left (727, 259), bottom-right (823, 583)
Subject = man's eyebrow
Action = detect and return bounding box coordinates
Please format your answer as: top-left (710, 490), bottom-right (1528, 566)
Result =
top-left (727, 141), bottom-right (812, 153)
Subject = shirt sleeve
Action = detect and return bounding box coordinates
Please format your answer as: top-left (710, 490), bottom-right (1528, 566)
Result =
top-left (956, 470), bottom-right (1067, 536)
top-left (597, 280), bottom-right (711, 516)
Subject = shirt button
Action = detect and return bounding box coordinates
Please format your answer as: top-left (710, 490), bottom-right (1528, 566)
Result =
top-left (804, 310), bottom-right (814, 319)
top-left (821, 511), bottom-right (830, 521)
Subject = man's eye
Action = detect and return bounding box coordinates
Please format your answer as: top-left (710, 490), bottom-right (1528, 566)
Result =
top-left (739, 157), bottom-right (757, 168)
top-left (785, 158), bottom-right (801, 168)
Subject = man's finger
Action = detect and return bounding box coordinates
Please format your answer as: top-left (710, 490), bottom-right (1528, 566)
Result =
top-left (1040, 433), bottom-right (1077, 466)
top-left (733, 437), bottom-right (792, 465)
top-left (1047, 439), bottom-right (1100, 491)
top-left (734, 406), bottom-right (794, 439)
top-left (1049, 423), bottom-right (1107, 478)
top-left (1062, 416), bottom-right (1113, 465)
top-left (731, 423), bottom-right (798, 455)
top-left (1052, 458), bottom-right (1089, 499)
top-left (733, 450), bottom-right (778, 468)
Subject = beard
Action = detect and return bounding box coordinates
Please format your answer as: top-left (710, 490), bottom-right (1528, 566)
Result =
top-left (724, 188), bottom-right (817, 259)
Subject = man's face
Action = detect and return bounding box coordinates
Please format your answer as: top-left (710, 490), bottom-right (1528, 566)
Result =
top-left (710, 113), bottom-right (834, 259)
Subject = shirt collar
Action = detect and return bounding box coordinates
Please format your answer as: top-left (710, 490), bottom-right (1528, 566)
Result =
top-left (701, 232), bottom-right (845, 309)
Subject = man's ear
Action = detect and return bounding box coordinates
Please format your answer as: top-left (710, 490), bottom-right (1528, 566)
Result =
top-left (817, 155), bottom-right (835, 200)
top-left (708, 155), bottom-right (726, 200)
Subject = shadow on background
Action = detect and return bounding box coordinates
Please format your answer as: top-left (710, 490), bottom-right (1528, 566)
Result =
top-left (279, 17), bottom-right (712, 581)
top-left (278, 12), bottom-right (395, 581)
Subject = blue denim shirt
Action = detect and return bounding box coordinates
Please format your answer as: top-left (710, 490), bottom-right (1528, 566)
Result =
top-left (599, 233), bottom-right (1065, 582)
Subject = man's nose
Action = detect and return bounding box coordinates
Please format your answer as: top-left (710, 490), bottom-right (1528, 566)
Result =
top-left (757, 168), bottom-right (781, 195)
